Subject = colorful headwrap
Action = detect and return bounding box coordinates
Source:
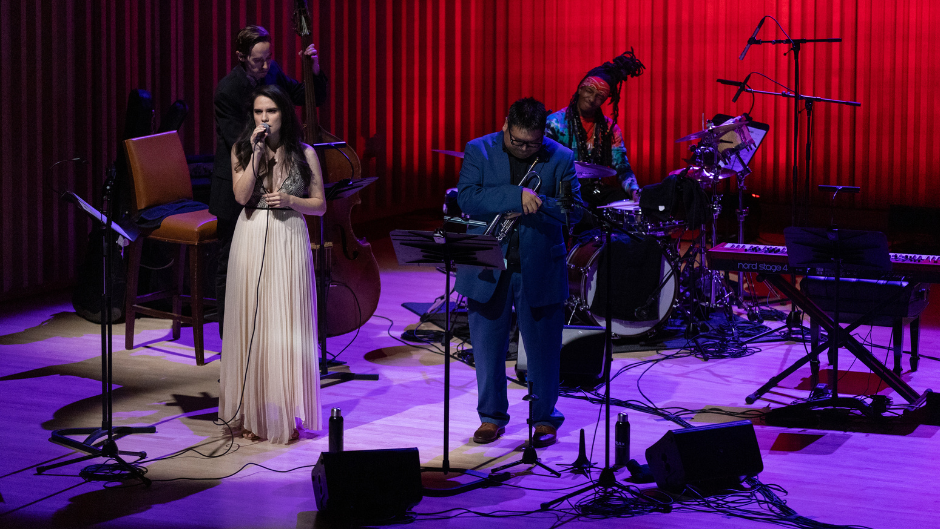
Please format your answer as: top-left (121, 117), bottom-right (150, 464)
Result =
top-left (579, 75), bottom-right (611, 99)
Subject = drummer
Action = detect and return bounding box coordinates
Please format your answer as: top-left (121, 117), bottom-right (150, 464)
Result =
top-left (545, 51), bottom-right (645, 208)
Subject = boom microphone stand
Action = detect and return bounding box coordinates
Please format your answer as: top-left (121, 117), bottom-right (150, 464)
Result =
top-left (542, 203), bottom-right (638, 508)
top-left (739, 16), bottom-right (844, 227)
top-left (735, 22), bottom-right (859, 341)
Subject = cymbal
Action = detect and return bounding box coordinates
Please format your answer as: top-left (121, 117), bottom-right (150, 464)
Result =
top-left (432, 149), bottom-right (464, 159)
top-left (670, 166), bottom-right (737, 184)
top-left (675, 121), bottom-right (750, 143)
top-left (597, 199), bottom-right (639, 210)
top-left (574, 161), bottom-right (617, 179)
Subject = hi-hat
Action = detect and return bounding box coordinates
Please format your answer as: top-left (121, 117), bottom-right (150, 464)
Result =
top-left (675, 121), bottom-right (750, 143)
top-left (574, 161), bottom-right (616, 179)
top-left (432, 149), bottom-right (464, 159)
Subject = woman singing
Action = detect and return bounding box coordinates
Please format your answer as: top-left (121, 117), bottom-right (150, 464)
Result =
top-left (219, 84), bottom-right (326, 443)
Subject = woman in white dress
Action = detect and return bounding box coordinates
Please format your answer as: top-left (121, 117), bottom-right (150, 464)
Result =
top-left (219, 84), bottom-right (325, 443)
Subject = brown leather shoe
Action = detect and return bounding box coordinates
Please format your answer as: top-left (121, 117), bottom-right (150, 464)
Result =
top-left (472, 422), bottom-right (505, 444)
top-left (532, 425), bottom-right (557, 448)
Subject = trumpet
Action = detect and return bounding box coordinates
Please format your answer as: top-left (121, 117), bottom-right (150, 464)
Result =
top-left (483, 169), bottom-right (541, 242)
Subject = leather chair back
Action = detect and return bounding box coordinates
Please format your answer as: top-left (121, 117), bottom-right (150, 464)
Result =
top-left (124, 131), bottom-right (193, 212)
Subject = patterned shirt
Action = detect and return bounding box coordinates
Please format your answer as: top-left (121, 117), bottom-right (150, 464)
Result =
top-left (545, 109), bottom-right (638, 193)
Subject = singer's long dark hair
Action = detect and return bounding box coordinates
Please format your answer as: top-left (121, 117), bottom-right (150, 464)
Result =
top-left (232, 84), bottom-right (313, 186)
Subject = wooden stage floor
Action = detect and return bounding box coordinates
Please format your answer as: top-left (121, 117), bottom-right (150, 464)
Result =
top-left (1, 232), bottom-right (939, 529)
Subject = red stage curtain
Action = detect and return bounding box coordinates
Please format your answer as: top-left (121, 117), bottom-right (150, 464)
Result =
top-left (2, 0), bottom-right (938, 298)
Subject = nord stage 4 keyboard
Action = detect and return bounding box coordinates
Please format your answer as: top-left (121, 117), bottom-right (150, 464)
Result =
top-left (708, 243), bottom-right (940, 282)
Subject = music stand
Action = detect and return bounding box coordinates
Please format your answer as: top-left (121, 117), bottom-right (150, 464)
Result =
top-left (315, 177), bottom-right (380, 383)
top-left (785, 227), bottom-right (891, 399)
top-left (390, 229), bottom-right (510, 496)
top-left (37, 177), bottom-right (155, 484)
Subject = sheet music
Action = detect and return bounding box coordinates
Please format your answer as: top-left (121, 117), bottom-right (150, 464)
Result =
top-left (63, 191), bottom-right (136, 241)
top-left (717, 117), bottom-right (767, 173)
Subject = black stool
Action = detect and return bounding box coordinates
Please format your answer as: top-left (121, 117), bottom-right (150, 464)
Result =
top-left (801, 277), bottom-right (930, 379)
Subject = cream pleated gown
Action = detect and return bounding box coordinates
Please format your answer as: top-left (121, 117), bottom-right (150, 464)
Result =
top-left (219, 167), bottom-right (321, 443)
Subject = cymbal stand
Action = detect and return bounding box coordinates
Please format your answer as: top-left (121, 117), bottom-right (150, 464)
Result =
top-left (732, 153), bottom-right (752, 307)
top-left (674, 213), bottom-right (712, 334)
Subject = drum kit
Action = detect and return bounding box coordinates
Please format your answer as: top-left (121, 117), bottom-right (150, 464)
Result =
top-left (436, 116), bottom-right (760, 338)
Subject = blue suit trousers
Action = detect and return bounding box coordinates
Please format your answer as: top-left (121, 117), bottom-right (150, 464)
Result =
top-left (468, 269), bottom-right (565, 430)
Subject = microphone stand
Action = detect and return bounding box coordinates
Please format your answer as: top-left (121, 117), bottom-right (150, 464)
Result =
top-left (734, 24), bottom-right (859, 342)
top-left (541, 201), bottom-right (640, 509)
top-left (743, 30), bottom-right (842, 226)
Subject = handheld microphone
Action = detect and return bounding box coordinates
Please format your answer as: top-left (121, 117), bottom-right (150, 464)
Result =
top-left (255, 123), bottom-right (271, 143)
top-left (739, 17), bottom-right (766, 60)
top-left (732, 73), bottom-right (752, 103)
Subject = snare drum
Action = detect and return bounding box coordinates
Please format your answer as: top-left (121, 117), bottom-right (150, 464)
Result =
top-left (638, 219), bottom-right (686, 238)
top-left (566, 233), bottom-right (678, 337)
top-left (597, 199), bottom-right (641, 232)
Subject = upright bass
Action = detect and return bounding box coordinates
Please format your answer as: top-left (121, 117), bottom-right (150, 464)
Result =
top-left (294, 0), bottom-right (381, 339)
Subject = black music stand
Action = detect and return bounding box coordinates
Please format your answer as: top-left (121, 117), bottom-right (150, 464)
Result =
top-left (390, 229), bottom-right (510, 496)
top-left (744, 228), bottom-right (912, 412)
top-left (316, 177), bottom-right (380, 383)
top-left (785, 227), bottom-right (891, 398)
top-left (37, 175), bottom-right (155, 484)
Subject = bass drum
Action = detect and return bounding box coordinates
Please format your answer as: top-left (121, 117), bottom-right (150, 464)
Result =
top-left (566, 234), bottom-right (678, 337)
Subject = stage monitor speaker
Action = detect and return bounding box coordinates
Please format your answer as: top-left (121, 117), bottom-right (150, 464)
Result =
top-left (516, 325), bottom-right (606, 387)
top-left (645, 420), bottom-right (763, 494)
top-left (311, 447), bottom-right (423, 523)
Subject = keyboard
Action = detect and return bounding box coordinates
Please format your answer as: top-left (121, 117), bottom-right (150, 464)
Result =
top-left (707, 243), bottom-right (940, 282)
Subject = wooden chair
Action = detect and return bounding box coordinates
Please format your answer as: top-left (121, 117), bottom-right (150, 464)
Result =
top-left (123, 131), bottom-right (217, 365)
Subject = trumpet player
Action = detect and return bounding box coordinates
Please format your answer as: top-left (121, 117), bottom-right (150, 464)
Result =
top-left (456, 97), bottom-right (582, 448)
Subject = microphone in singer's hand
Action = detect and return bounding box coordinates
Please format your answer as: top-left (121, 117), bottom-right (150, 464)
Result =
top-left (256, 123), bottom-right (270, 143)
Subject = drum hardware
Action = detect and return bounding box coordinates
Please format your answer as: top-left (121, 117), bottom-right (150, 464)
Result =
top-left (672, 117), bottom-right (760, 317)
top-left (673, 166), bottom-right (737, 190)
top-left (596, 200), bottom-right (640, 233)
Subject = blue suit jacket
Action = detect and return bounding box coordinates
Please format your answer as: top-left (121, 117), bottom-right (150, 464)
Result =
top-left (455, 131), bottom-right (581, 307)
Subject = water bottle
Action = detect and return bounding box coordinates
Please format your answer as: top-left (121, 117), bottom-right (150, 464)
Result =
top-left (328, 408), bottom-right (343, 452)
top-left (615, 412), bottom-right (630, 467)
